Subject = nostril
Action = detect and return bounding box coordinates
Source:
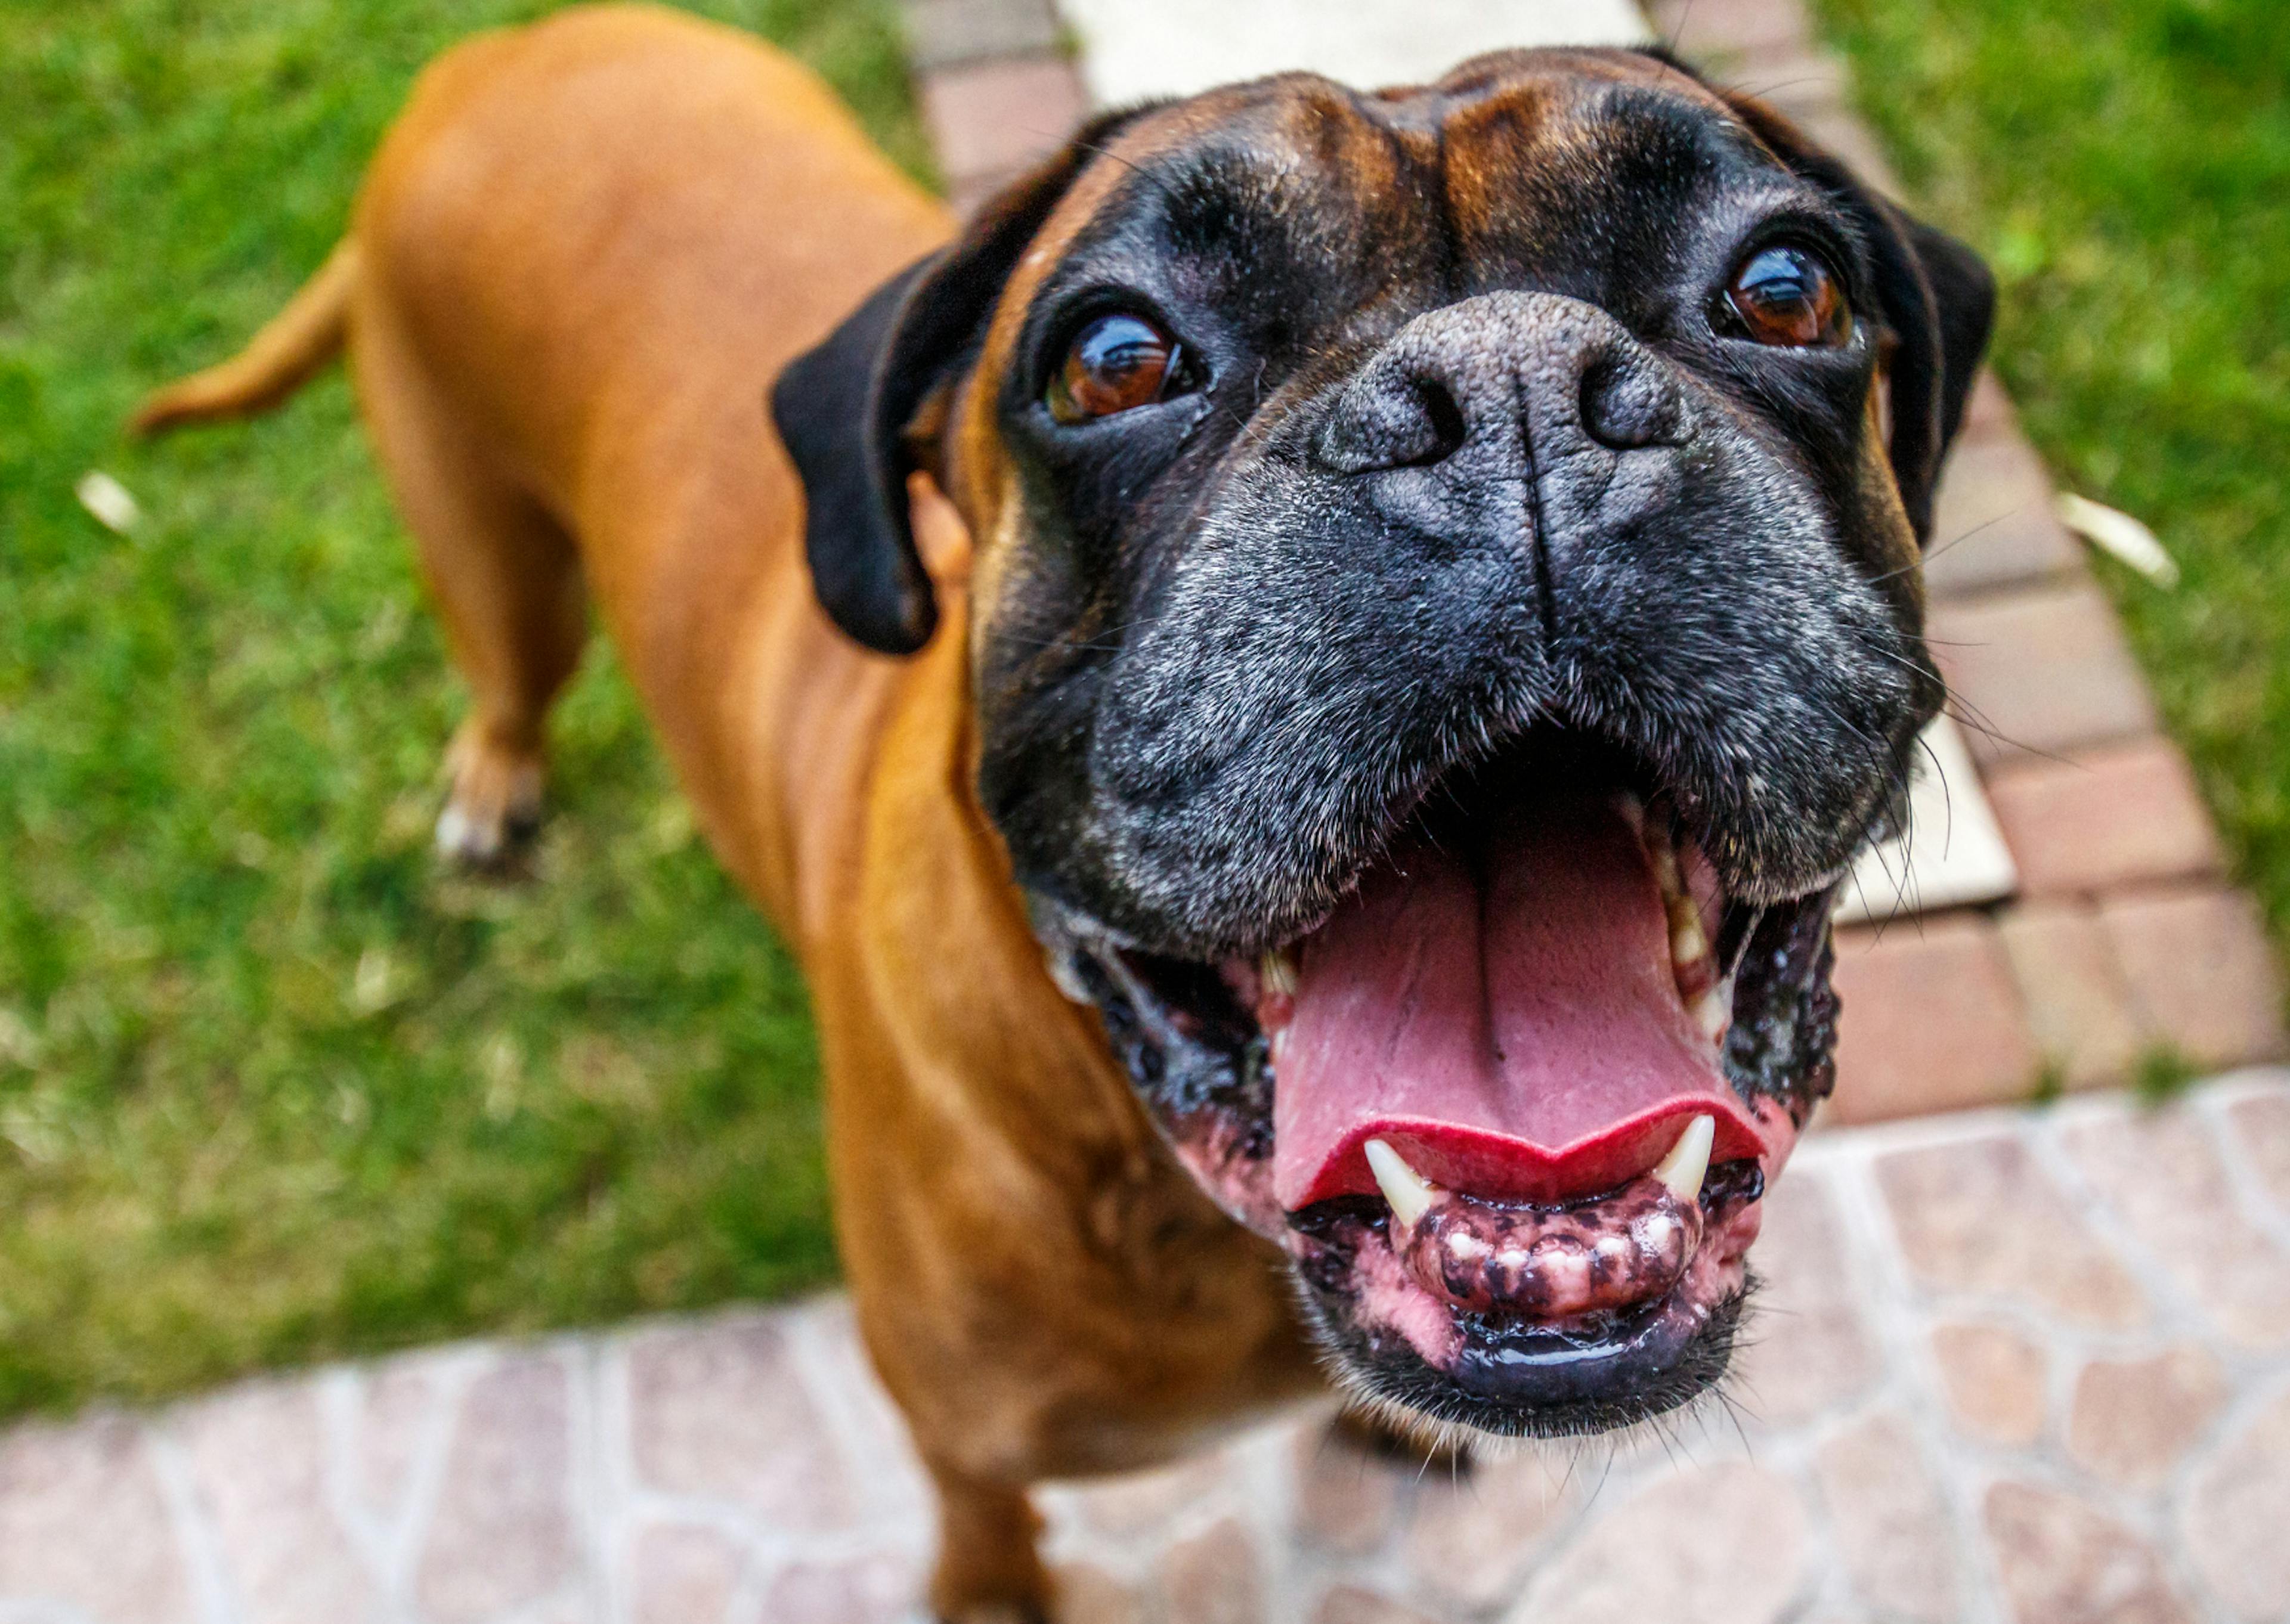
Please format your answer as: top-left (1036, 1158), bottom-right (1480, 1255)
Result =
top-left (1317, 371), bottom-right (1471, 474)
top-left (1412, 378), bottom-right (1468, 467)
top-left (1580, 354), bottom-right (1685, 451)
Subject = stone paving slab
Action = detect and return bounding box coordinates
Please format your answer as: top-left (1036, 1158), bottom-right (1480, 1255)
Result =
top-left (1053, 0), bottom-right (1648, 108)
top-left (7, 1074), bottom-right (2288, 1623)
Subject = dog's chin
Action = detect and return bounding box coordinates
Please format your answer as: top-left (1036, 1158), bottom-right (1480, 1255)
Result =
top-left (1299, 1266), bottom-right (1757, 1451)
top-left (1033, 729), bottom-right (1848, 1443)
top-left (1285, 1187), bottom-right (1762, 1443)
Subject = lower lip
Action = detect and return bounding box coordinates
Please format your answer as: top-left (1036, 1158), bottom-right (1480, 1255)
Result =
top-left (1447, 1289), bottom-right (1710, 1407)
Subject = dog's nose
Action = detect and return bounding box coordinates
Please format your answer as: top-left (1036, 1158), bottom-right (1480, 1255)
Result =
top-left (1315, 291), bottom-right (1687, 477)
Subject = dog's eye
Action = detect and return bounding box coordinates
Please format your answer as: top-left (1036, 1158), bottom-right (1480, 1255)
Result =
top-left (1720, 245), bottom-right (1851, 348)
top-left (1048, 314), bottom-right (1181, 423)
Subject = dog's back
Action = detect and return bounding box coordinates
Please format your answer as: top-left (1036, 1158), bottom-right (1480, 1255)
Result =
top-left (139, 4), bottom-right (951, 923)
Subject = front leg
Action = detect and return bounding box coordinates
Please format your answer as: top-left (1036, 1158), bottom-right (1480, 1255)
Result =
top-left (924, 1459), bottom-right (1051, 1624)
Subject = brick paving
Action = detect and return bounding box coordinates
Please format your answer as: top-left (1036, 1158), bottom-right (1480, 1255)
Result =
top-left (4, 1074), bottom-right (2287, 1623)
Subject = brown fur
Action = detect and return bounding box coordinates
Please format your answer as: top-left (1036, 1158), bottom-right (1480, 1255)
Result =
top-left (136, 9), bottom-right (1320, 1617)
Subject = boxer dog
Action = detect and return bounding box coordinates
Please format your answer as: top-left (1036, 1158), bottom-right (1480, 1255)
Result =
top-left (136, 7), bottom-right (1991, 1616)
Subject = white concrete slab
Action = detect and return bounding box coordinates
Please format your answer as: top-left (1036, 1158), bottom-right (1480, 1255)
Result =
top-left (1836, 713), bottom-right (2019, 926)
top-left (1055, 0), bottom-right (1652, 107)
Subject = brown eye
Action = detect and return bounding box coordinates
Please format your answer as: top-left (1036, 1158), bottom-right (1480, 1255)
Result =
top-left (1722, 244), bottom-right (1852, 347)
top-left (1047, 313), bottom-right (1181, 423)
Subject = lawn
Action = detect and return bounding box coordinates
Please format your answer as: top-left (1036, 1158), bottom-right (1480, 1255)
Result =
top-left (0, 0), bottom-right (926, 1418)
top-left (1812, 0), bottom-right (2290, 951)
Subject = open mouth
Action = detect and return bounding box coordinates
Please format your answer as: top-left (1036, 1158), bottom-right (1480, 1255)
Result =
top-left (1042, 733), bottom-right (1845, 1439)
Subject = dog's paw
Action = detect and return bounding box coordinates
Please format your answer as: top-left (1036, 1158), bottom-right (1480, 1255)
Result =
top-left (437, 724), bottom-right (545, 869)
top-left (434, 796), bottom-right (540, 868)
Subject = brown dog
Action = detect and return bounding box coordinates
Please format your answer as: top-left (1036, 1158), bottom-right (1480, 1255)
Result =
top-left (139, 7), bottom-right (1991, 1618)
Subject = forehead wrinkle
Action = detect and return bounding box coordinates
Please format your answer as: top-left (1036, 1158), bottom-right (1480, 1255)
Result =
top-left (1035, 92), bottom-right (1434, 336)
top-left (1435, 47), bottom-right (1735, 111)
top-left (1138, 89), bottom-right (1416, 261)
top-left (1438, 78), bottom-right (1583, 262)
top-left (1441, 72), bottom-right (1787, 280)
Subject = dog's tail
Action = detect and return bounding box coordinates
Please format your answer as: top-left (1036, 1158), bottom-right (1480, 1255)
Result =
top-left (131, 239), bottom-right (360, 435)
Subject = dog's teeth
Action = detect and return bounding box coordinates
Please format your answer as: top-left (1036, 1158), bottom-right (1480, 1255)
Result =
top-left (1653, 1114), bottom-right (1715, 1204)
top-left (1693, 985), bottom-right (1730, 1043)
top-left (1651, 838), bottom-right (1684, 901)
top-left (1044, 949), bottom-right (1093, 1006)
top-left (1260, 949), bottom-right (1298, 999)
top-left (1668, 898), bottom-right (1708, 967)
top-left (1364, 1138), bottom-right (1438, 1228)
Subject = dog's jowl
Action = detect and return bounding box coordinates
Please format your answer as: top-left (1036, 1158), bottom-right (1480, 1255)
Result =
top-left (142, 11), bottom-right (1990, 1619)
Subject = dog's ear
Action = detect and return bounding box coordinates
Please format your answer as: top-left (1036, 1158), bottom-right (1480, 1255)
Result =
top-left (1702, 85), bottom-right (1996, 545)
top-left (771, 106), bottom-right (1165, 654)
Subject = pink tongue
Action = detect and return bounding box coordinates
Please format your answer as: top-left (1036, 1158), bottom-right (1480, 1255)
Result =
top-left (1271, 795), bottom-right (1766, 1210)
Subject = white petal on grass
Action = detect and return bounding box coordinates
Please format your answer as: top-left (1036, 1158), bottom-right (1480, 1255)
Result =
top-left (2056, 491), bottom-right (2177, 587)
top-left (75, 470), bottom-right (143, 534)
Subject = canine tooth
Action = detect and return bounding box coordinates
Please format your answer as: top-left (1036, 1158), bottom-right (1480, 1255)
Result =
top-left (1694, 985), bottom-right (1730, 1042)
top-left (1364, 1138), bottom-right (1437, 1228)
top-left (1044, 948), bottom-right (1093, 1006)
top-left (1260, 949), bottom-right (1298, 999)
top-left (1669, 900), bottom-right (1708, 966)
top-left (1654, 1114), bottom-right (1715, 1204)
top-left (1651, 838), bottom-right (1684, 901)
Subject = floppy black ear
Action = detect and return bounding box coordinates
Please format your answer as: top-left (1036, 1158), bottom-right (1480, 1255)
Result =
top-left (772, 260), bottom-right (940, 653)
top-left (1709, 90), bottom-right (1997, 545)
top-left (770, 106), bottom-right (1166, 655)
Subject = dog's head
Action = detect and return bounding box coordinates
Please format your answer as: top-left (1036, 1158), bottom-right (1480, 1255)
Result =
top-left (774, 50), bottom-right (1991, 1442)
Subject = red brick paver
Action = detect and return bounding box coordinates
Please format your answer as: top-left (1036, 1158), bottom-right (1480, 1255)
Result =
top-left (919, 53), bottom-right (1088, 212)
top-left (1997, 900), bottom-right (2144, 1087)
top-left (1988, 736), bottom-right (2223, 897)
top-left (2102, 884), bottom-right (2288, 1069)
top-left (1928, 582), bottom-right (2161, 766)
top-left (1923, 433), bottom-right (2084, 599)
top-left (1828, 914), bottom-right (2040, 1120)
top-left (904, 0), bottom-right (1062, 70)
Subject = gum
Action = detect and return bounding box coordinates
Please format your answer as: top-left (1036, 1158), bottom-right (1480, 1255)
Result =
top-left (1395, 1173), bottom-right (1701, 1316)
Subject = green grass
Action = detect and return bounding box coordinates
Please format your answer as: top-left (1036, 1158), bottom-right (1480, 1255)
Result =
top-left (1812, 0), bottom-right (2290, 956)
top-left (2133, 1045), bottom-right (2201, 1105)
top-left (0, 0), bottom-right (924, 1419)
